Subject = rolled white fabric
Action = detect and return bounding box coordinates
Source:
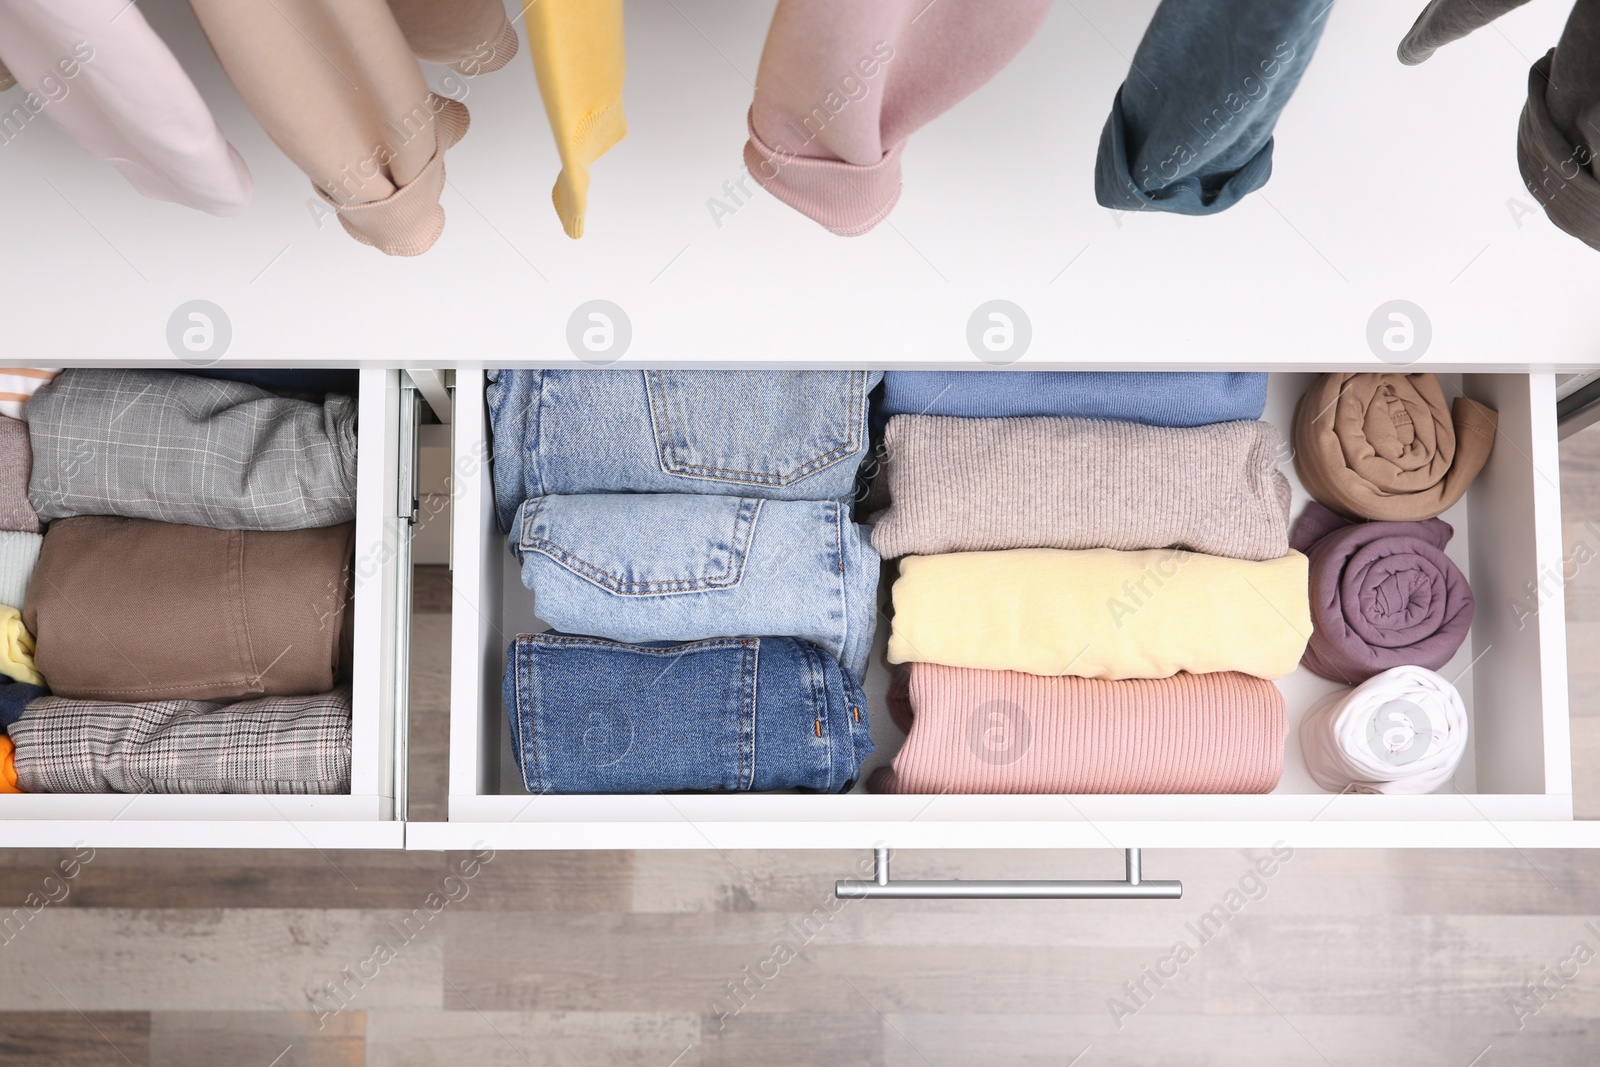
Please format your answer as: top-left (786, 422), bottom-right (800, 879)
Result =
top-left (1299, 664), bottom-right (1469, 794)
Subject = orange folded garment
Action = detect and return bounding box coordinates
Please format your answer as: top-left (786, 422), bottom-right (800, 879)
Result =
top-left (0, 735), bottom-right (21, 793)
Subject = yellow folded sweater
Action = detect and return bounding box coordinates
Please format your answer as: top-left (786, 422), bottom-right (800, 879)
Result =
top-left (888, 548), bottom-right (1310, 681)
top-left (0, 604), bottom-right (42, 687)
top-left (525, 0), bottom-right (627, 238)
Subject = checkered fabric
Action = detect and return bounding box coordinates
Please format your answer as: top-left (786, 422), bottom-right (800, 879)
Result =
top-left (8, 686), bottom-right (352, 794)
top-left (26, 369), bottom-right (357, 530)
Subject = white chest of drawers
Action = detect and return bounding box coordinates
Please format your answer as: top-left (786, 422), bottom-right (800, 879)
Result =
top-left (0, 369), bottom-right (410, 849)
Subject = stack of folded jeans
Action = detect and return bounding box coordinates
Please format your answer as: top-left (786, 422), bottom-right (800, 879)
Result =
top-left (1, 370), bottom-right (359, 795)
top-left (869, 371), bottom-right (1305, 795)
top-left (488, 370), bottom-right (882, 795)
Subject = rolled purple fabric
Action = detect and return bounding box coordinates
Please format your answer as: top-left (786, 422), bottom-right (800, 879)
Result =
top-left (1292, 501), bottom-right (1474, 684)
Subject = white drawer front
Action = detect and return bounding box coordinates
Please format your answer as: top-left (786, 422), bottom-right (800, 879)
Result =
top-left (0, 368), bottom-right (409, 849)
top-left (428, 368), bottom-right (1584, 852)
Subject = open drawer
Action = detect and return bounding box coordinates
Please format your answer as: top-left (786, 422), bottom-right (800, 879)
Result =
top-left (0, 368), bottom-right (412, 848)
top-left (417, 367), bottom-right (1595, 851)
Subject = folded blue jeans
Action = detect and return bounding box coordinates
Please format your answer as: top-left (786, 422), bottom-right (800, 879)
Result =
top-left (877, 371), bottom-right (1267, 426)
top-left (511, 494), bottom-right (879, 682)
top-left (1094, 0), bottom-right (1331, 215)
top-left (504, 633), bottom-right (873, 794)
top-left (487, 369), bottom-right (882, 532)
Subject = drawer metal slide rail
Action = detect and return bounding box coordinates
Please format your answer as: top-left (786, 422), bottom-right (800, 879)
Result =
top-left (835, 848), bottom-right (1183, 900)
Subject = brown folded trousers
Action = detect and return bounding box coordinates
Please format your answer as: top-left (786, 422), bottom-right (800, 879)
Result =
top-left (1292, 373), bottom-right (1497, 522)
top-left (188, 0), bottom-right (514, 255)
top-left (24, 517), bottom-right (354, 703)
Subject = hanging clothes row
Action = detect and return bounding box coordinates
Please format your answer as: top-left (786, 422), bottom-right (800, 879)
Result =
top-left (0, 0), bottom-right (625, 254)
top-left (4, 2), bottom-right (1588, 253)
top-left (1400, 0), bottom-right (1600, 252)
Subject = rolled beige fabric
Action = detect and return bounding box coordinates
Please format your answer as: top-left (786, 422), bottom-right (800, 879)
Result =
top-left (1292, 373), bottom-right (1497, 522)
top-left (187, 0), bottom-right (470, 255)
top-left (24, 517), bottom-right (354, 702)
top-left (870, 415), bottom-right (1291, 561)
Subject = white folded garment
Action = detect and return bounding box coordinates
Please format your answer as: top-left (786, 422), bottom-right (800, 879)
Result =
top-left (0, 530), bottom-right (42, 610)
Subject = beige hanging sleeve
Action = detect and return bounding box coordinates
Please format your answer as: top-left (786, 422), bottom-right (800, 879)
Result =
top-left (188, 0), bottom-right (476, 255)
top-left (387, 0), bottom-right (519, 75)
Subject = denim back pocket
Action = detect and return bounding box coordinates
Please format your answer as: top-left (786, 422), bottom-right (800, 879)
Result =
top-left (507, 634), bottom-right (759, 794)
top-left (516, 493), bottom-right (763, 596)
top-left (644, 370), bottom-right (870, 490)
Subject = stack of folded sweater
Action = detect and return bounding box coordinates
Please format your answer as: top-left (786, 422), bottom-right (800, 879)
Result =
top-left (868, 371), bottom-right (1309, 795)
top-left (0, 391), bottom-right (49, 793)
top-left (1288, 372), bottom-right (1495, 793)
top-left (488, 370), bottom-right (881, 795)
top-left (0, 369), bottom-right (360, 795)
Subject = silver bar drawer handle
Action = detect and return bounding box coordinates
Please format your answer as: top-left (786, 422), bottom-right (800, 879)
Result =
top-left (835, 848), bottom-right (1182, 900)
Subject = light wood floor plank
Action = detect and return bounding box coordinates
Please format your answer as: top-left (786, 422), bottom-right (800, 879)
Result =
top-left (364, 1009), bottom-right (700, 1067)
top-left (0, 910), bottom-right (443, 1013)
top-left (146, 1011), bottom-right (363, 1067)
top-left (0, 1012), bottom-right (149, 1067)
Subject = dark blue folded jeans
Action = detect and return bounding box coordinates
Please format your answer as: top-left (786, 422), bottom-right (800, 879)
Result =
top-left (504, 633), bottom-right (874, 794)
top-left (1095, 0), bottom-right (1332, 215)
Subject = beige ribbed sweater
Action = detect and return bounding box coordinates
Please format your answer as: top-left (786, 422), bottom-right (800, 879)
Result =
top-left (870, 415), bottom-right (1292, 561)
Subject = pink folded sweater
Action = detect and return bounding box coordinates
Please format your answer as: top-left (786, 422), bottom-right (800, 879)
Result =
top-left (870, 663), bottom-right (1287, 795)
top-left (744, 0), bottom-right (1049, 235)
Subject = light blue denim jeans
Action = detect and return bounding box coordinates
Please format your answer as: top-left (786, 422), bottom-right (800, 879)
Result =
top-left (487, 369), bottom-right (883, 531)
top-left (510, 493), bottom-right (879, 681)
top-left (504, 633), bottom-right (873, 794)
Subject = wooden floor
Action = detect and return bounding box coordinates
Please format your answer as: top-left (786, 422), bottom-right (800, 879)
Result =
top-left (4, 433), bottom-right (1600, 1065)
